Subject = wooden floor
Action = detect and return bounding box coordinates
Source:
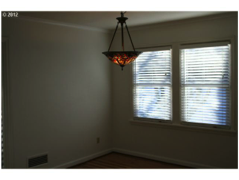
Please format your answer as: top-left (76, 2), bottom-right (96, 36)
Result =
top-left (70, 152), bottom-right (189, 169)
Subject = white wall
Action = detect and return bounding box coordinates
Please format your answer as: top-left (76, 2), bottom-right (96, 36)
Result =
top-left (2, 17), bottom-right (112, 168)
top-left (112, 13), bottom-right (238, 168)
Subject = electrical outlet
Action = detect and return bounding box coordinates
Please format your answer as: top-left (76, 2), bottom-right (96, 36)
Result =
top-left (97, 137), bottom-right (100, 144)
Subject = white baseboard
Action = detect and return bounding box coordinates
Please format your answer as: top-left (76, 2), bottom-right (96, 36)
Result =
top-left (113, 148), bottom-right (216, 168)
top-left (54, 149), bottom-right (113, 168)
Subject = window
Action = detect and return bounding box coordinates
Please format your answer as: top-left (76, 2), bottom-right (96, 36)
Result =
top-left (133, 47), bottom-right (172, 121)
top-left (132, 41), bottom-right (233, 130)
top-left (180, 42), bottom-right (231, 127)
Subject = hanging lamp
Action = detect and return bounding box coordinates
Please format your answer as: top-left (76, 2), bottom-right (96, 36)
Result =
top-left (102, 12), bottom-right (142, 70)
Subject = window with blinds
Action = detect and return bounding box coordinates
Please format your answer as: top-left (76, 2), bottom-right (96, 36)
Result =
top-left (180, 42), bottom-right (231, 127)
top-left (133, 48), bottom-right (172, 121)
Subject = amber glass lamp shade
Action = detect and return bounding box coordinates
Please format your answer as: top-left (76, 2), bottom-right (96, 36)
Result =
top-left (102, 51), bottom-right (142, 70)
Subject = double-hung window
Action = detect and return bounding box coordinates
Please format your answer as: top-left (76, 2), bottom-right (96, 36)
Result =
top-left (180, 42), bottom-right (231, 127)
top-left (133, 47), bottom-right (172, 121)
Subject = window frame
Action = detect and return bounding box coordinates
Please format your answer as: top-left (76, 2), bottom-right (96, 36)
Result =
top-left (130, 37), bottom-right (237, 133)
top-left (132, 46), bottom-right (173, 123)
top-left (179, 41), bottom-right (232, 129)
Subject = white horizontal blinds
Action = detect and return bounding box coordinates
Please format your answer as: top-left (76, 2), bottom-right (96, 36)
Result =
top-left (181, 43), bottom-right (231, 126)
top-left (181, 87), bottom-right (230, 125)
top-left (134, 49), bottom-right (172, 120)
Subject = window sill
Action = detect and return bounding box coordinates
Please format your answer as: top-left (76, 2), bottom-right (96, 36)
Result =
top-left (129, 119), bottom-right (237, 136)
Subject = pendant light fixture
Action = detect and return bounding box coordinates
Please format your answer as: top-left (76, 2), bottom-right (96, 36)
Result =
top-left (102, 12), bottom-right (142, 70)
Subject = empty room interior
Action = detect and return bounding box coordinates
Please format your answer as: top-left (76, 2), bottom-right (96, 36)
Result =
top-left (1, 11), bottom-right (238, 169)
